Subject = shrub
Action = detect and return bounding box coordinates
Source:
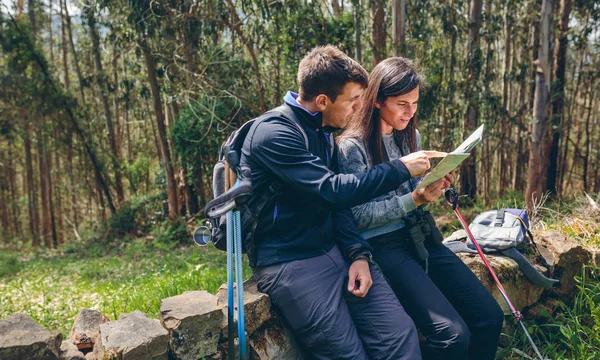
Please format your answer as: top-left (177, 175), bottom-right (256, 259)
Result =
top-left (151, 218), bottom-right (190, 250)
top-left (0, 253), bottom-right (21, 277)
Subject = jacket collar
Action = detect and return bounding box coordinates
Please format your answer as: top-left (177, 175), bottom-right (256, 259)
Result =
top-left (283, 91), bottom-right (324, 130)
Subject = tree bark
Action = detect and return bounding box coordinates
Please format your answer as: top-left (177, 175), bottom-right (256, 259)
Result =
top-left (499, 1), bottom-right (512, 196)
top-left (63, 0), bottom-right (85, 103)
top-left (370, 0), bottom-right (386, 64)
top-left (24, 130), bottom-right (40, 247)
top-left (38, 134), bottom-right (54, 247)
top-left (547, 0), bottom-right (572, 195)
top-left (59, 0), bottom-right (69, 89)
top-left (86, 5), bottom-right (124, 204)
top-left (28, 0), bottom-right (36, 35)
top-left (332, 0), bottom-right (342, 16)
top-left (526, 0), bottom-right (553, 212)
top-left (459, 0), bottom-right (483, 199)
top-left (112, 52), bottom-right (123, 166)
top-left (7, 148), bottom-right (21, 236)
top-left (392, 0), bottom-right (405, 57)
top-left (53, 129), bottom-right (65, 244)
top-left (582, 81), bottom-right (595, 190)
top-left (353, 0), bottom-right (362, 63)
top-left (442, 0), bottom-right (458, 151)
top-left (140, 38), bottom-right (179, 219)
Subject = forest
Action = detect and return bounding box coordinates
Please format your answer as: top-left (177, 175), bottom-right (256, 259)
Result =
top-left (0, 0), bottom-right (600, 358)
top-left (0, 0), bottom-right (598, 248)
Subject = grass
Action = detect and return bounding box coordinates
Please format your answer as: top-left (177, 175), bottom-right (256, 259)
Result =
top-left (495, 265), bottom-right (600, 360)
top-left (1, 192), bottom-right (599, 359)
top-left (0, 239), bottom-right (251, 336)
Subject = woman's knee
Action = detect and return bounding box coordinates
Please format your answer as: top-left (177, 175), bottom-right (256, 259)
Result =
top-left (447, 320), bottom-right (471, 354)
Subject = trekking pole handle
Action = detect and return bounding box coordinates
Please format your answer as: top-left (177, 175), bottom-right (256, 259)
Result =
top-left (444, 188), bottom-right (459, 210)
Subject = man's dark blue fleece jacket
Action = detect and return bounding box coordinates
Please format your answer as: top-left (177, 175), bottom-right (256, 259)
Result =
top-left (240, 92), bottom-right (412, 268)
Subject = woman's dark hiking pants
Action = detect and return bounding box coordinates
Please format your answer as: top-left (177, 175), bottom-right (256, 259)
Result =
top-left (371, 233), bottom-right (504, 360)
top-left (253, 245), bottom-right (421, 359)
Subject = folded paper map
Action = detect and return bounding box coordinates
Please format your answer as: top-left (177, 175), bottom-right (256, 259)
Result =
top-left (416, 124), bottom-right (484, 190)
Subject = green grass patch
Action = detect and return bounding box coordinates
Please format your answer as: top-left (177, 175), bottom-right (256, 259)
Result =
top-left (496, 265), bottom-right (600, 360)
top-left (0, 240), bottom-right (251, 336)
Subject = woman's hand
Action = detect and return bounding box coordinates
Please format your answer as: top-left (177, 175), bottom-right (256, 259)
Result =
top-left (412, 176), bottom-right (451, 207)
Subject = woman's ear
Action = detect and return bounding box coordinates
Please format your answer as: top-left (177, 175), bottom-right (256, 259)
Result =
top-left (375, 102), bottom-right (381, 109)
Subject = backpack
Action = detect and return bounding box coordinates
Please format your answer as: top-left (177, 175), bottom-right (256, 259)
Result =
top-left (204, 105), bottom-right (316, 265)
top-left (467, 209), bottom-right (532, 252)
top-left (443, 208), bottom-right (560, 289)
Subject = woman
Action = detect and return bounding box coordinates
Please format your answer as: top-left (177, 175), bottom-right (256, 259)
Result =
top-left (337, 57), bottom-right (504, 360)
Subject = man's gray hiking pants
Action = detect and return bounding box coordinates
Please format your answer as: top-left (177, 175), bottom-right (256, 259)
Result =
top-left (253, 245), bottom-right (421, 360)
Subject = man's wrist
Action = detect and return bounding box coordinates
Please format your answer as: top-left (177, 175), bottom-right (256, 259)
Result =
top-left (350, 249), bottom-right (373, 263)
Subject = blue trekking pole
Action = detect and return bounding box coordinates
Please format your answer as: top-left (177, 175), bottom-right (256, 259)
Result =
top-left (226, 207), bottom-right (247, 360)
top-left (194, 180), bottom-right (249, 360)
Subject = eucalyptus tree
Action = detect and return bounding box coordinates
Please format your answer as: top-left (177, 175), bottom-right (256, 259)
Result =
top-left (526, 0), bottom-right (554, 212)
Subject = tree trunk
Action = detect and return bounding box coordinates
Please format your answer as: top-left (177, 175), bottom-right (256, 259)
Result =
top-left (582, 82), bottom-right (595, 190)
top-left (370, 0), bottom-right (386, 64)
top-left (63, 0), bottom-right (85, 103)
top-left (140, 38), bottom-right (179, 219)
top-left (28, 0), bottom-right (36, 35)
top-left (392, 0), bottom-right (405, 56)
top-left (66, 127), bottom-right (78, 230)
top-left (53, 130), bottom-right (65, 244)
top-left (59, 0), bottom-right (69, 89)
top-left (442, 0), bottom-right (458, 151)
top-left (547, 0), bottom-right (572, 195)
top-left (24, 131), bottom-right (40, 247)
top-left (561, 40), bottom-right (586, 193)
top-left (86, 5), bottom-right (124, 204)
top-left (113, 53), bottom-right (122, 162)
top-left (0, 171), bottom-right (8, 236)
top-left (38, 135), bottom-right (52, 247)
top-left (332, 0), bottom-right (342, 16)
top-left (353, 0), bottom-right (362, 63)
top-left (459, 0), bottom-right (483, 199)
top-left (7, 148), bottom-right (21, 236)
top-left (526, 0), bottom-right (553, 212)
top-left (181, 167), bottom-right (199, 215)
top-left (499, 1), bottom-right (512, 196)
top-left (513, 38), bottom-right (529, 192)
top-left (48, 0), bottom-right (54, 63)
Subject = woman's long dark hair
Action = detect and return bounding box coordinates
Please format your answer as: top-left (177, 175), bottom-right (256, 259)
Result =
top-left (339, 57), bottom-right (424, 165)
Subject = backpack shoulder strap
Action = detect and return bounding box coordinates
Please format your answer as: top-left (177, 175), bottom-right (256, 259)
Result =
top-left (270, 104), bottom-right (310, 151)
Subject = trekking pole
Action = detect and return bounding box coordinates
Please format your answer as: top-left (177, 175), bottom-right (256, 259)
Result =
top-left (227, 206), bottom-right (247, 360)
top-left (194, 182), bottom-right (247, 360)
top-left (443, 188), bottom-right (545, 360)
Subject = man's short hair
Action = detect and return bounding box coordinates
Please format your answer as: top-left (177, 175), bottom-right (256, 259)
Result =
top-left (297, 45), bottom-right (368, 103)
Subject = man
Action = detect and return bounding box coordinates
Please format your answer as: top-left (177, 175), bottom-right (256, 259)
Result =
top-left (240, 45), bottom-right (436, 359)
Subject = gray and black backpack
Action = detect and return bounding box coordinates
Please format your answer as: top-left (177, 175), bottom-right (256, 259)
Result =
top-left (203, 106), bottom-right (309, 265)
top-left (445, 208), bottom-right (560, 289)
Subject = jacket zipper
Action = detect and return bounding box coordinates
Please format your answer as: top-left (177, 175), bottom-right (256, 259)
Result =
top-left (272, 203), bottom-right (278, 224)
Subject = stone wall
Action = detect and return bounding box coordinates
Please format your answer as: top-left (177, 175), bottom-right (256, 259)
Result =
top-left (0, 230), bottom-right (594, 360)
